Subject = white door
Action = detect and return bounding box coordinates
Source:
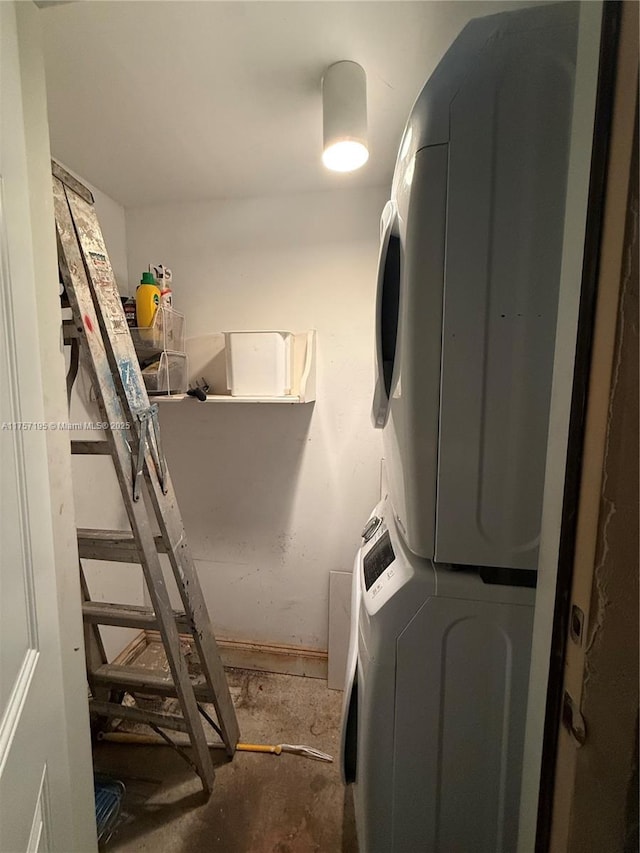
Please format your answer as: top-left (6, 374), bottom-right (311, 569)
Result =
top-left (0, 4), bottom-right (90, 851)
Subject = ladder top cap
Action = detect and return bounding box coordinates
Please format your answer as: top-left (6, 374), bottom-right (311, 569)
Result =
top-left (52, 160), bottom-right (94, 205)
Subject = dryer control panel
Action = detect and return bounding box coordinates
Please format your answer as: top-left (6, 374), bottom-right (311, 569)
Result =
top-left (363, 529), bottom-right (395, 592)
top-left (360, 498), bottom-right (427, 616)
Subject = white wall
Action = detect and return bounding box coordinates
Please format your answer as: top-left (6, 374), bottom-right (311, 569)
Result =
top-left (57, 162), bottom-right (144, 661)
top-left (126, 186), bottom-right (386, 649)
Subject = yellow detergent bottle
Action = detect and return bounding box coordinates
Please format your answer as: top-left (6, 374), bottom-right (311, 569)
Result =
top-left (136, 272), bottom-right (161, 327)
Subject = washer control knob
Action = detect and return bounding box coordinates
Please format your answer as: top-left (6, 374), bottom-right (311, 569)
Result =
top-left (362, 516), bottom-right (382, 542)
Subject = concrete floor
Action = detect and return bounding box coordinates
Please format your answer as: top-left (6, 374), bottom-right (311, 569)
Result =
top-left (94, 664), bottom-right (358, 853)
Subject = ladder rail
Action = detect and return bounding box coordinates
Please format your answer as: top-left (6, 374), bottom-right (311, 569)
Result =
top-left (79, 564), bottom-right (111, 704)
top-left (145, 490), bottom-right (241, 754)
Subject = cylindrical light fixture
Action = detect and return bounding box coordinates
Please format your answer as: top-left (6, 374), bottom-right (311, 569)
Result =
top-left (322, 61), bottom-right (369, 172)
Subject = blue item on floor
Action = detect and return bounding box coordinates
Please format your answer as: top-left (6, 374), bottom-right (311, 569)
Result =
top-left (94, 773), bottom-right (125, 846)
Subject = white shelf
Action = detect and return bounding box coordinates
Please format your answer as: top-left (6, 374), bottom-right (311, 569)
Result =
top-left (159, 329), bottom-right (317, 405)
top-left (155, 393), bottom-right (310, 404)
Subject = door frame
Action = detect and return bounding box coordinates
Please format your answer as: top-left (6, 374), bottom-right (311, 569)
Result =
top-left (517, 2), bottom-right (638, 849)
top-left (13, 2), bottom-right (97, 849)
top-left (544, 2), bottom-right (638, 849)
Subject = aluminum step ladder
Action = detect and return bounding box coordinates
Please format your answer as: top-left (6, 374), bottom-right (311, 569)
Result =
top-left (53, 161), bottom-right (239, 794)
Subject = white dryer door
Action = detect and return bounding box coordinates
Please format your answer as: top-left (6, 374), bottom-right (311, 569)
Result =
top-left (339, 549), bottom-right (362, 784)
top-left (371, 200), bottom-right (401, 429)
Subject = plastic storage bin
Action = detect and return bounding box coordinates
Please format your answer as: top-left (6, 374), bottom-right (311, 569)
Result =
top-left (224, 331), bottom-right (293, 397)
top-left (142, 352), bottom-right (188, 396)
top-left (131, 307), bottom-right (185, 359)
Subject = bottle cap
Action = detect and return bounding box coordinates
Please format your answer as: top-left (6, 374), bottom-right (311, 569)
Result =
top-left (140, 271), bottom-right (156, 285)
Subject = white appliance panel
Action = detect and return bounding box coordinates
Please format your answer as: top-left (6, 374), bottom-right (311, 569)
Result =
top-left (393, 596), bottom-right (534, 852)
top-left (376, 2), bottom-right (578, 570)
top-left (342, 500), bottom-right (535, 853)
top-left (435, 14), bottom-right (577, 568)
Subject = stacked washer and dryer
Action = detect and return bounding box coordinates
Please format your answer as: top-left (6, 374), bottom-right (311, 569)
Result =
top-left (340, 5), bottom-right (579, 852)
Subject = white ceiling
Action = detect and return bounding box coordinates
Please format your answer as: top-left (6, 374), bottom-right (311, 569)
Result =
top-left (41, 0), bottom-right (532, 207)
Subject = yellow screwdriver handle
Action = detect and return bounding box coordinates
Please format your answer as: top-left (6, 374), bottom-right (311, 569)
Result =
top-left (236, 743), bottom-right (283, 755)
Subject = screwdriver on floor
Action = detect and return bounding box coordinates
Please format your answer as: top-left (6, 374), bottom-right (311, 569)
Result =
top-left (97, 732), bottom-right (333, 762)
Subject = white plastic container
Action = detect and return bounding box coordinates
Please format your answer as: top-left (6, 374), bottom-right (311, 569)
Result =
top-left (224, 331), bottom-right (293, 397)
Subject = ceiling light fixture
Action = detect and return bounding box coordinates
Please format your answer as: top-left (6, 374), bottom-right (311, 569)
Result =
top-left (322, 61), bottom-right (369, 173)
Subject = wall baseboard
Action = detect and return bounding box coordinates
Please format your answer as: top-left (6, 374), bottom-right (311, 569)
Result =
top-left (130, 630), bottom-right (329, 680)
top-left (219, 636), bottom-right (328, 680)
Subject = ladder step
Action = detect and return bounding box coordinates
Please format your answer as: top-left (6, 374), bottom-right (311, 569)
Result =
top-left (92, 664), bottom-right (211, 702)
top-left (90, 700), bottom-right (191, 734)
top-left (78, 528), bottom-right (167, 563)
top-left (82, 601), bottom-right (191, 632)
top-left (71, 440), bottom-right (112, 455)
